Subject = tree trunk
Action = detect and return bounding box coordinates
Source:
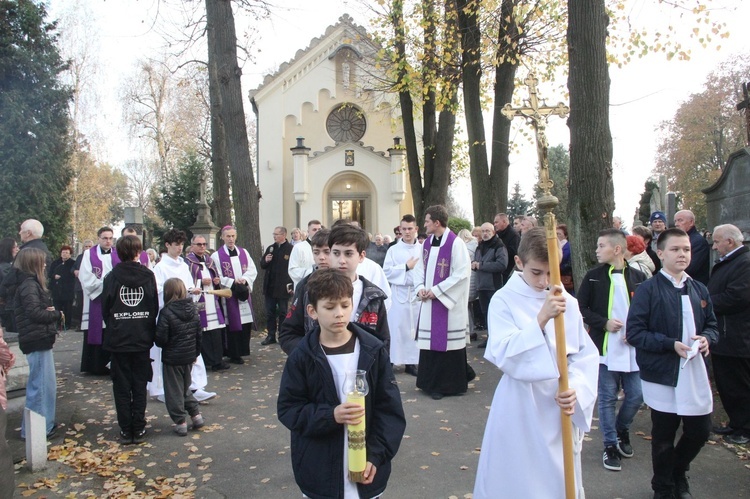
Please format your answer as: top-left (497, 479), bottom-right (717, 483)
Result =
top-left (456, 0), bottom-right (491, 225)
top-left (205, 0), bottom-right (265, 320)
top-left (206, 22), bottom-right (232, 233)
top-left (567, 0), bottom-right (614, 289)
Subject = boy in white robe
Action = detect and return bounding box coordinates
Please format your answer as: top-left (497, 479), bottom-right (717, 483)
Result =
top-left (474, 227), bottom-right (599, 499)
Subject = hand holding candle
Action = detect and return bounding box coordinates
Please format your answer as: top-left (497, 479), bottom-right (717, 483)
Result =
top-left (343, 370), bottom-right (369, 483)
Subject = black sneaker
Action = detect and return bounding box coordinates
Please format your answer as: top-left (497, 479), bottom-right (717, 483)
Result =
top-left (119, 430), bottom-right (133, 445)
top-left (603, 445), bottom-right (621, 471)
top-left (617, 430), bottom-right (634, 458)
top-left (133, 428), bottom-right (147, 444)
top-left (674, 474), bottom-right (692, 499)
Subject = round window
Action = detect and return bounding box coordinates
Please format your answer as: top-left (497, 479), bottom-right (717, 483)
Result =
top-left (326, 104), bottom-right (366, 143)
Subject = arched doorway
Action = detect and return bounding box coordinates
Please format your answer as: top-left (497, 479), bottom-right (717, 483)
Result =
top-left (325, 172), bottom-right (374, 231)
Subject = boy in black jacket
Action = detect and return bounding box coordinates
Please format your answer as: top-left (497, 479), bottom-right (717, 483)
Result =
top-left (577, 228), bottom-right (647, 472)
top-left (102, 236), bottom-right (158, 444)
top-left (627, 228), bottom-right (719, 499)
top-left (280, 224), bottom-right (390, 355)
top-left (278, 269), bottom-right (405, 499)
top-left (155, 278), bottom-right (204, 437)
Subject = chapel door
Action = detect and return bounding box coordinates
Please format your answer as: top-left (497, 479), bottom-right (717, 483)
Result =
top-left (330, 197), bottom-right (369, 231)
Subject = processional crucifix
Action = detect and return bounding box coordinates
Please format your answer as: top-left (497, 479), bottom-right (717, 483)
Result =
top-left (502, 73), bottom-right (575, 499)
top-left (737, 82), bottom-right (750, 146)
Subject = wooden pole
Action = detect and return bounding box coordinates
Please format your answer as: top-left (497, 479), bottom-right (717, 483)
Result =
top-left (544, 213), bottom-right (575, 499)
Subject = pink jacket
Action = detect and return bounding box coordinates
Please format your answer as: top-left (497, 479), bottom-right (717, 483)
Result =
top-left (0, 326), bottom-right (16, 410)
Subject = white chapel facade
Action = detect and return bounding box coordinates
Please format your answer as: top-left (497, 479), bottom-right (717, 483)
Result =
top-left (249, 14), bottom-right (413, 240)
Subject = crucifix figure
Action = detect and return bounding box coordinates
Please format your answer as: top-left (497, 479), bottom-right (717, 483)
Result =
top-left (199, 173), bottom-right (208, 205)
top-left (502, 72), bottom-right (575, 499)
top-left (736, 81), bottom-right (750, 146)
top-left (501, 73), bottom-right (569, 214)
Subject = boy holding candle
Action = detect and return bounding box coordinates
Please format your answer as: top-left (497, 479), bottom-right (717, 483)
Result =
top-left (277, 269), bottom-right (406, 499)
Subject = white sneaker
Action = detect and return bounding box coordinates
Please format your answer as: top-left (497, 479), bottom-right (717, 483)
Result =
top-left (194, 389), bottom-right (216, 402)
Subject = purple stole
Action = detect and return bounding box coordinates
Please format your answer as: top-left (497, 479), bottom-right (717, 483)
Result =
top-left (422, 230), bottom-right (456, 352)
top-left (88, 247), bottom-right (121, 345)
top-left (186, 253), bottom-right (226, 328)
top-left (139, 251), bottom-right (150, 266)
top-left (217, 246), bottom-right (252, 331)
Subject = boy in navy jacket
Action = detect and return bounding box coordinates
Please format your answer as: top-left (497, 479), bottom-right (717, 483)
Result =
top-left (277, 269), bottom-right (405, 498)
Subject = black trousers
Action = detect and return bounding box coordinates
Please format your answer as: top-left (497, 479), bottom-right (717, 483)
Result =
top-left (225, 322), bottom-right (251, 359)
top-left (264, 294), bottom-right (288, 336)
top-left (201, 327), bottom-right (225, 368)
top-left (53, 298), bottom-right (73, 329)
top-left (72, 290), bottom-right (84, 327)
top-left (0, 405), bottom-right (14, 499)
top-left (712, 354), bottom-right (750, 432)
top-left (478, 290), bottom-right (496, 328)
top-left (650, 409), bottom-right (710, 493)
top-left (110, 351), bottom-right (152, 434)
top-left (162, 363), bottom-right (200, 424)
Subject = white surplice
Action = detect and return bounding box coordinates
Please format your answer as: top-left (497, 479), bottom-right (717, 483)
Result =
top-left (79, 246), bottom-right (113, 331)
top-left (412, 232), bottom-right (470, 351)
top-left (357, 257), bottom-right (392, 311)
top-left (383, 239), bottom-right (421, 364)
top-left (210, 245), bottom-right (258, 325)
top-left (149, 255), bottom-right (208, 397)
top-left (288, 240), bottom-right (314, 290)
top-left (474, 272), bottom-right (599, 499)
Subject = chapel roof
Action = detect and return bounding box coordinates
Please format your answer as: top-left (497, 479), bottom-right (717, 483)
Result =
top-left (249, 13), bottom-right (373, 96)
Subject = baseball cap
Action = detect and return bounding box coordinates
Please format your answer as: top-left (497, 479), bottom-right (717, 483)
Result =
top-left (650, 211), bottom-right (666, 223)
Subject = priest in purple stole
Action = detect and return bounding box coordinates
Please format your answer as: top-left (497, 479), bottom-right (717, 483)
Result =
top-left (412, 205), bottom-right (472, 400)
top-left (186, 235), bottom-right (228, 368)
top-left (79, 227), bottom-right (118, 374)
top-left (211, 226), bottom-right (258, 364)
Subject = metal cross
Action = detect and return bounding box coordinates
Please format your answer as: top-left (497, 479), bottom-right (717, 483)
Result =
top-left (502, 73), bottom-right (570, 214)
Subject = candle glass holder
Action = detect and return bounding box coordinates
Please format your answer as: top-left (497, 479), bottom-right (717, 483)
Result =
top-left (343, 369), bottom-right (369, 482)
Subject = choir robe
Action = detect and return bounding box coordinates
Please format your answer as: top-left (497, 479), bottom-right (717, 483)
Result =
top-left (358, 257), bottom-right (392, 311)
top-left (148, 255), bottom-right (209, 398)
top-left (210, 245), bottom-right (258, 327)
top-left (473, 272), bottom-right (599, 499)
top-left (287, 240), bottom-right (313, 290)
top-left (383, 239), bottom-right (421, 365)
top-left (79, 245), bottom-right (114, 374)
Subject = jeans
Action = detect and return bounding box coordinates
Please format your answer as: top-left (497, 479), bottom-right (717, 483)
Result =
top-left (597, 364), bottom-right (643, 447)
top-left (22, 349), bottom-right (56, 438)
top-left (650, 409), bottom-right (710, 493)
top-left (265, 295), bottom-right (288, 336)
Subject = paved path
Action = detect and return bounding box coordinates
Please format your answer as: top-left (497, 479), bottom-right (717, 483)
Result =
top-left (7, 331), bottom-right (749, 498)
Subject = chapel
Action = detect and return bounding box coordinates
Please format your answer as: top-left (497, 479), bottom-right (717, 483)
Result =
top-left (249, 14), bottom-right (413, 239)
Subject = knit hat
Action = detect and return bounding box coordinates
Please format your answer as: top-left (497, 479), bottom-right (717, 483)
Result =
top-left (650, 211), bottom-right (666, 223)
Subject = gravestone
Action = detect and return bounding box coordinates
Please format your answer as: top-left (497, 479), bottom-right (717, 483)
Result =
top-left (702, 147), bottom-right (750, 241)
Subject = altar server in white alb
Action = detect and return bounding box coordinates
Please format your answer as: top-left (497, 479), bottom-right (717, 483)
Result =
top-left (287, 220), bottom-right (323, 290)
top-left (383, 214), bottom-right (421, 377)
top-left (150, 229), bottom-right (213, 402)
top-left (474, 228), bottom-right (599, 499)
top-left (412, 205), bottom-right (472, 400)
top-left (211, 225), bottom-right (257, 361)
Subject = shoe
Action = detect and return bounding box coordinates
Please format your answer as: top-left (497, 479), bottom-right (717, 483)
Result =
top-left (174, 422), bottom-right (188, 436)
top-left (193, 389), bottom-right (217, 402)
top-left (404, 365), bottom-right (418, 377)
top-left (261, 335), bottom-right (277, 345)
top-left (191, 413), bottom-right (205, 429)
top-left (674, 474), bottom-right (692, 498)
top-left (725, 432), bottom-right (750, 445)
top-left (617, 430), bottom-right (634, 458)
top-left (229, 357), bottom-right (244, 364)
top-left (712, 424), bottom-right (735, 435)
top-left (133, 428), bottom-right (147, 444)
top-left (431, 392), bottom-right (444, 400)
top-left (603, 445), bottom-right (621, 471)
top-left (46, 424), bottom-right (59, 439)
top-left (119, 430), bottom-right (133, 445)
top-left (212, 362), bottom-right (230, 371)
top-left (477, 339), bottom-right (487, 349)
top-left (470, 332), bottom-right (478, 341)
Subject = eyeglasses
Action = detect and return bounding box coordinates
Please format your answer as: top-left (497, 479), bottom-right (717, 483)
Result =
top-left (194, 243), bottom-right (207, 246)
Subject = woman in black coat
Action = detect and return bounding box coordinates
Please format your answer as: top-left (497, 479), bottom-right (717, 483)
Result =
top-left (49, 245), bottom-right (76, 327)
top-left (14, 247), bottom-right (63, 439)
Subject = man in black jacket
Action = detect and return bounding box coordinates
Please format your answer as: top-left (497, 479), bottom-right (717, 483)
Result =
top-left (578, 228), bottom-right (647, 472)
top-left (494, 213), bottom-right (519, 282)
top-left (674, 210), bottom-right (710, 285)
top-left (707, 224), bottom-right (750, 445)
top-left (260, 227), bottom-right (293, 345)
top-left (473, 223), bottom-right (508, 348)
